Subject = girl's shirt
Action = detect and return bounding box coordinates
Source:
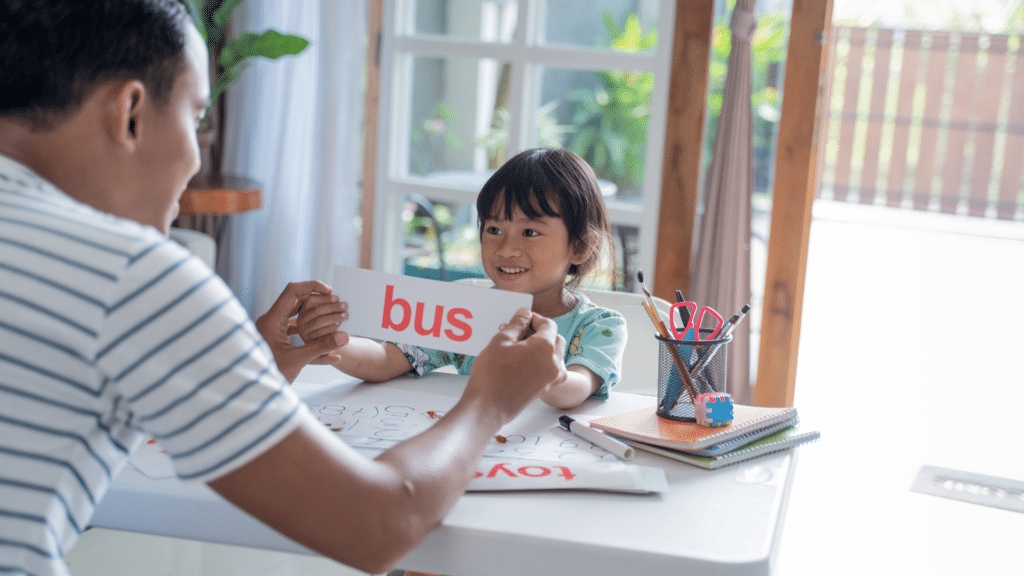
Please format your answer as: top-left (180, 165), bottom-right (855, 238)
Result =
top-left (396, 291), bottom-right (626, 400)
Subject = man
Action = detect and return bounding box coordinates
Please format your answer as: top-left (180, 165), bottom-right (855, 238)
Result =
top-left (0, 2), bottom-right (566, 575)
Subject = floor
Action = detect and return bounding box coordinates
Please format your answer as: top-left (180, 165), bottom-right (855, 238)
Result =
top-left (773, 200), bottom-right (1024, 575)
top-left (66, 200), bottom-right (1024, 575)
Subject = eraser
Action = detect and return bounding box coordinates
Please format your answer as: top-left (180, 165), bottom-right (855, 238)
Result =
top-left (694, 392), bottom-right (733, 427)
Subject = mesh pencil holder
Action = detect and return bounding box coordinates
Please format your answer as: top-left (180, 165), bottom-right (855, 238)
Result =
top-left (656, 329), bottom-right (732, 422)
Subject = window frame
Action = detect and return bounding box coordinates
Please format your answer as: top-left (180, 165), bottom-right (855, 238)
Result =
top-left (370, 0), bottom-right (678, 286)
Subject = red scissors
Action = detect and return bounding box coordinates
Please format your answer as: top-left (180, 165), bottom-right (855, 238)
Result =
top-left (669, 302), bottom-right (724, 340)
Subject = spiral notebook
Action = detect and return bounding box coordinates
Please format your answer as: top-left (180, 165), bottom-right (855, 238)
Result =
top-left (615, 427), bottom-right (820, 470)
top-left (587, 404), bottom-right (798, 451)
top-left (681, 418), bottom-right (801, 457)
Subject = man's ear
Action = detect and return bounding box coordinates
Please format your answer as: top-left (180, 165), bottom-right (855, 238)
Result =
top-left (106, 80), bottom-right (146, 150)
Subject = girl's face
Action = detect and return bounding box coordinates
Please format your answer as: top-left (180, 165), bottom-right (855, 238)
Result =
top-left (480, 203), bottom-right (586, 317)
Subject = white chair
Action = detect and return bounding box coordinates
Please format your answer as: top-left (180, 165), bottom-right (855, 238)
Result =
top-left (168, 227), bottom-right (216, 268)
top-left (456, 278), bottom-right (672, 395)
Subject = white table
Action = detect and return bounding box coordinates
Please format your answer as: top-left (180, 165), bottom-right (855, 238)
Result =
top-left (91, 367), bottom-right (799, 576)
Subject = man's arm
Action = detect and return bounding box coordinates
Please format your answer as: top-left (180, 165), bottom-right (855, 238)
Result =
top-left (208, 309), bottom-right (566, 574)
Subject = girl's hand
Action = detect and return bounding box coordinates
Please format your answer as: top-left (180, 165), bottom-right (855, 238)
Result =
top-left (296, 295), bottom-right (349, 342)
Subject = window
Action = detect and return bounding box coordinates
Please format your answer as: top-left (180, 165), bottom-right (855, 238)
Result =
top-left (370, 0), bottom-right (676, 291)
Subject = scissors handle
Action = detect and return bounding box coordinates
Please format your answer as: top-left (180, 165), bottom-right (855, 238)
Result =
top-left (669, 302), bottom-right (696, 339)
top-left (693, 306), bottom-right (724, 340)
top-left (669, 303), bottom-right (724, 340)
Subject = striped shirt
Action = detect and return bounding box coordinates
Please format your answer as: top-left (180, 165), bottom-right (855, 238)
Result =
top-left (0, 155), bottom-right (305, 576)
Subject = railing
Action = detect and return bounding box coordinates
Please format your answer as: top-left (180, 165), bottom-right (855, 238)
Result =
top-left (817, 26), bottom-right (1024, 220)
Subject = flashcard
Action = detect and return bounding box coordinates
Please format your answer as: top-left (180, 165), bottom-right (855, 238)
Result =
top-left (331, 266), bottom-right (533, 356)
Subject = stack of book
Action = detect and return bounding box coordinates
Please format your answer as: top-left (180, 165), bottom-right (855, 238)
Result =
top-left (587, 405), bottom-right (818, 470)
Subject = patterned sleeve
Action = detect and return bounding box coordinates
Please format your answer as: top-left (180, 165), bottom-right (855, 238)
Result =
top-left (99, 238), bottom-right (304, 483)
top-left (392, 343), bottom-right (474, 376)
top-left (565, 310), bottom-right (627, 400)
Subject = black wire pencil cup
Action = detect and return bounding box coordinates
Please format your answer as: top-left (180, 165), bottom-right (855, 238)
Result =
top-left (636, 271), bottom-right (749, 426)
top-left (655, 329), bottom-right (731, 422)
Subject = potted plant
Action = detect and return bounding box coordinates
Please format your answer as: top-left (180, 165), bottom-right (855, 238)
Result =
top-left (566, 13), bottom-right (657, 197)
top-left (182, 0), bottom-right (310, 180)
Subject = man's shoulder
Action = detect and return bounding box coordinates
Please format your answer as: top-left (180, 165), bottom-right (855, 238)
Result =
top-left (1, 180), bottom-right (175, 263)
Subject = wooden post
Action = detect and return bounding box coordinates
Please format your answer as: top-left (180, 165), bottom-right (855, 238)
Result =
top-left (359, 0), bottom-right (384, 269)
top-left (653, 0), bottom-right (714, 301)
top-left (753, 0), bottom-right (833, 408)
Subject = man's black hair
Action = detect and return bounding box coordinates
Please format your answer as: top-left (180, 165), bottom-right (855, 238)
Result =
top-left (0, 0), bottom-right (193, 128)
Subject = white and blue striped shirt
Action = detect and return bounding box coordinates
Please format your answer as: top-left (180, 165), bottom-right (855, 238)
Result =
top-left (0, 155), bottom-right (305, 576)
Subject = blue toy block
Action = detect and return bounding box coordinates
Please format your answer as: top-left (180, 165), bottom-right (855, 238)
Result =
top-left (695, 392), bottom-right (734, 427)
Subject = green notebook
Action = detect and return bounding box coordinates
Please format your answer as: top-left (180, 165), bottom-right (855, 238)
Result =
top-left (614, 426), bottom-right (820, 470)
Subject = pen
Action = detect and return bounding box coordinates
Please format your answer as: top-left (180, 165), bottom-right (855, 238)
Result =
top-left (558, 415), bottom-right (634, 460)
top-left (719, 303), bottom-right (751, 339)
top-left (637, 271), bottom-right (699, 409)
top-left (674, 289), bottom-right (690, 326)
top-left (690, 304), bottom-right (752, 378)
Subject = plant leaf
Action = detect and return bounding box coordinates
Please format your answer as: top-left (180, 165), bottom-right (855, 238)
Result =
top-left (181, 0), bottom-right (208, 43)
top-left (212, 63), bottom-right (247, 103)
top-left (213, 0), bottom-right (247, 32)
top-left (219, 30), bottom-right (310, 69)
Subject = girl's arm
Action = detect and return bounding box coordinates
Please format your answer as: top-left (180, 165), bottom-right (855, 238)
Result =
top-left (539, 307), bottom-right (627, 409)
top-left (539, 365), bottom-right (601, 409)
top-left (326, 338), bottom-right (414, 382)
top-left (296, 295), bottom-right (412, 382)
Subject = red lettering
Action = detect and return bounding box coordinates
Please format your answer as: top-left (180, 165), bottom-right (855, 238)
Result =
top-left (486, 463), bottom-right (517, 478)
top-left (381, 286), bottom-right (475, 342)
top-left (555, 466), bottom-right (576, 481)
top-left (381, 285), bottom-right (411, 331)
top-left (444, 307), bottom-right (473, 342)
top-left (414, 302), bottom-right (444, 337)
top-left (517, 466), bottom-right (551, 478)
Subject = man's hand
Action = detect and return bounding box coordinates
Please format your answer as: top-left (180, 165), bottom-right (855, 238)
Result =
top-left (254, 280), bottom-right (348, 382)
top-left (465, 308), bottom-right (567, 424)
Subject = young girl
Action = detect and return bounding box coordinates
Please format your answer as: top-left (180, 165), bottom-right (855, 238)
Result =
top-left (300, 148), bottom-right (626, 409)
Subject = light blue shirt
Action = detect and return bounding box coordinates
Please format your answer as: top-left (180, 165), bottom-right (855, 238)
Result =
top-left (398, 291), bottom-right (627, 400)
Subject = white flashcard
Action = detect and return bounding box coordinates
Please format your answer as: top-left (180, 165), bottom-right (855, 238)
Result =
top-left (332, 266), bottom-right (533, 356)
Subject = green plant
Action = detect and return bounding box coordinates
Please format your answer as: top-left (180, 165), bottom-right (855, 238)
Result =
top-left (410, 101), bottom-right (464, 174)
top-left (183, 0), bottom-right (310, 106)
top-left (566, 13), bottom-right (657, 195)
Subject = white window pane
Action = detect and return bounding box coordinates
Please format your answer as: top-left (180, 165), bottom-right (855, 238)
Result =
top-left (540, 66), bottom-right (651, 202)
top-left (410, 0), bottom-right (518, 43)
top-left (406, 55), bottom-right (508, 176)
top-left (402, 196), bottom-right (485, 280)
top-left (542, 0), bottom-right (660, 53)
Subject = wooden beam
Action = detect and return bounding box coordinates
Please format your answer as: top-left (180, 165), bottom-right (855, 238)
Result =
top-left (653, 0), bottom-right (714, 301)
top-left (753, 0), bottom-right (834, 407)
top-left (359, 0), bottom-right (384, 269)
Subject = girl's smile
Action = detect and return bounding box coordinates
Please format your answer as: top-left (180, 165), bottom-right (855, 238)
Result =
top-left (481, 206), bottom-right (586, 318)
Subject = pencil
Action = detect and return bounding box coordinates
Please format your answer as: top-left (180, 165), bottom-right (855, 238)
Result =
top-left (637, 271), bottom-right (699, 405)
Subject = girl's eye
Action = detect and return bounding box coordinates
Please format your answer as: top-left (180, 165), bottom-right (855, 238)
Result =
top-left (523, 229), bottom-right (540, 237)
top-left (485, 226), bottom-right (502, 235)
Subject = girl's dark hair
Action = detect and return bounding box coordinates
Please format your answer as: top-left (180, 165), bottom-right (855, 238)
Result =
top-left (476, 148), bottom-right (613, 290)
top-left (0, 0), bottom-right (193, 129)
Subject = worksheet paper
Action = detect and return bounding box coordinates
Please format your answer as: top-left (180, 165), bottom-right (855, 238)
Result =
top-left (128, 383), bottom-right (668, 493)
top-left (304, 382), bottom-right (667, 493)
top-left (303, 381), bottom-right (619, 463)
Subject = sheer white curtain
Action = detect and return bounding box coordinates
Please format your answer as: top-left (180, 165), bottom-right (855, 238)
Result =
top-left (217, 0), bottom-right (365, 317)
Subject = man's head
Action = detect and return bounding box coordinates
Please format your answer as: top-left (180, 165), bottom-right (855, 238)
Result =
top-left (0, 0), bottom-right (210, 233)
